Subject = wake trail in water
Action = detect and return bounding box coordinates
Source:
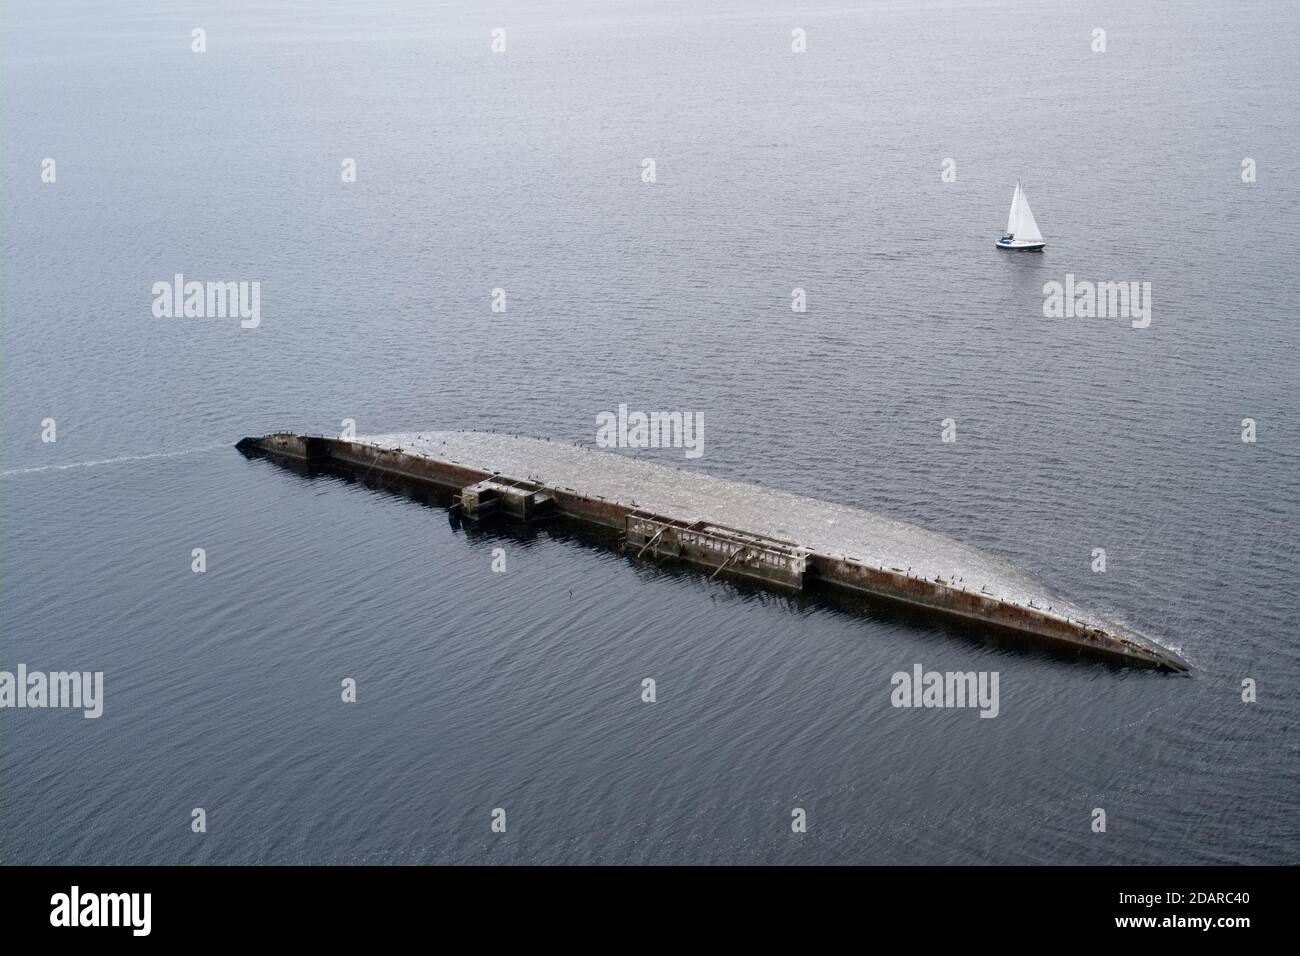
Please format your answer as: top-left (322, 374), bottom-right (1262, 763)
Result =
top-left (1, 442), bottom-right (235, 478)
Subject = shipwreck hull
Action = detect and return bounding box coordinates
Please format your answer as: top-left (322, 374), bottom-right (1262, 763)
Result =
top-left (236, 432), bottom-right (1189, 673)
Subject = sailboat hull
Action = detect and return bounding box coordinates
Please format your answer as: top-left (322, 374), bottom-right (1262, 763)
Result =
top-left (995, 239), bottom-right (1045, 251)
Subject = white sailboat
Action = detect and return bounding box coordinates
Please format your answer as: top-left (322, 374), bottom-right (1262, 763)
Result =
top-left (996, 180), bottom-right (1046, 250)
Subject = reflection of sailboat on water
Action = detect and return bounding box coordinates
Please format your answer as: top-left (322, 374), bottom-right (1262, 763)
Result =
top-left (995, 180), bottom-right (1046, 251)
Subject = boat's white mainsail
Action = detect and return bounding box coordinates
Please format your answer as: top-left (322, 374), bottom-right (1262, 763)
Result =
top-left (1007, 181), bottom-right (1044, 243)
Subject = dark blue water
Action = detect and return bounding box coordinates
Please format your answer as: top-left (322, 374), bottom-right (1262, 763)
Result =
top-left (3, 0), bottom-right (1297, 864)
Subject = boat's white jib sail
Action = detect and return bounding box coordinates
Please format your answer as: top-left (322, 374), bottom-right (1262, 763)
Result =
top-left (1006, 181), bottom-right (1044, 243)
top-left (1014, 184), bottom-right (1044, 242)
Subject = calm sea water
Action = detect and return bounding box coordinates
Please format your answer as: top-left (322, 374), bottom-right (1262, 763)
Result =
top-left (3, 0), bottom-right (1297, 864)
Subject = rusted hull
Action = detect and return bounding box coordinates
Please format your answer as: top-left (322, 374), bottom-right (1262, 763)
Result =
top-left (237, 433), bottom-right (1189, 672)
